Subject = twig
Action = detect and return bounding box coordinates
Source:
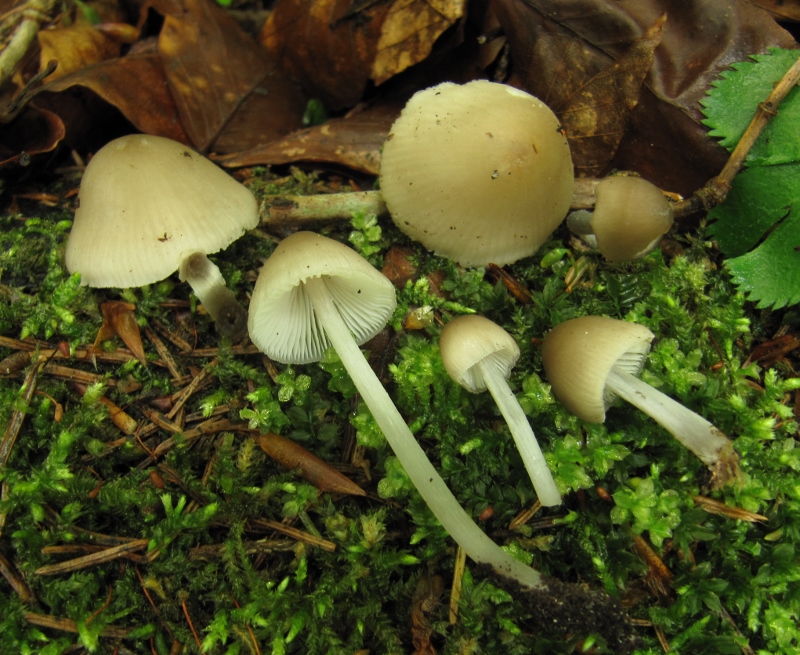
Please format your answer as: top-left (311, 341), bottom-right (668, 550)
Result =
top-left (181, 596), bottom-right (204, 651)
top-left (674, 55), bottom-right (800, 217)
top-left (248, 518), bottom-right (337, 552)
top-left (0, 0), bottom-right (57, 89)
top-left (449, 545), bottom-right (467, 624)
top-left (0, 552), bottom-right (35, 603)
top-left (25, 612), bottom-right (132, 639)
top-left (35, 538), bottom-right (150, 575)
top-left (0, 356), bottom-right (45, 470)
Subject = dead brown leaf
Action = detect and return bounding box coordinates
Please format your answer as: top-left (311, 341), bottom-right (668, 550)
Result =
top-left (382, 245), bottom-right (418, 288)
top-left (40, 52), bottom-right (190, 144)
top-left (492, 0), bottom-right (797, 195)
top-left (148, 0), bottom-right (306, 153)
top-left (215, 102), bottom-right (399, 174)
top-left (751, 0), bottom-right (800, 22)
top-left (558, 15), bottom-right (665, 177)
top-left (95, 301), bottom-right (147, 366)
top-left (256, 432), bottom-right (366, 496)
top-left (260, 0), bottom-right (391, 109)
top-left (372, 0), bottom-right (466, 85)
top-left (38, 24), bottom-right (121, 80)
top-left (0, 104), bottom-right (65, 167)
top-left (411, 573), bottom-right (443, 655)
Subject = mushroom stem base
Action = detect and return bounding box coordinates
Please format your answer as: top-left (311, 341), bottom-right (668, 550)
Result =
top-left (304, 276), bottom-right (546, 589)
top-left (606, 368), bottom-right (741, 487)
top-left (477, 358), bottom-right (561, 506)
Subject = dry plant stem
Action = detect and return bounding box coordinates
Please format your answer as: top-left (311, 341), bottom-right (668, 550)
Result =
top-left (0, 356), bottom-right (44, 470)
top-left (35, 538), bottom-right (149, 575)
top-left (0, 0), bottom-right (56, 88)
top-left (303, 276), bottom-right (546, 589)
top-left (475, 358), bottom-right (561, 506)
top-left (606, 368), bottom-right (741, 486)
top-left (25, 613), bottom-right (132, 639)
top-left (263, 180), bottom-right (601, 226)
top-left (674, 55), bottom-right (800, 217)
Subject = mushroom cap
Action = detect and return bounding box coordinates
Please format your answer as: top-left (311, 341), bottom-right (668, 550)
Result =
top-left (379, 80), bottom-right (574, 267)
top-left (248, 231), bottom-right (397, 365)
top-left (65, 134), bottom-right (259, 288)
top-left (591, 176), bottom-right (673, 262)
top-left (541, 316), bottom-right (654, 423)
top-left (440, 315), bottom-right (520, 393)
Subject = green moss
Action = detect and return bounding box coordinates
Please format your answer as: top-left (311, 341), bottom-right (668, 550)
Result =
top-left (0, 180), bottom-right (798, 654)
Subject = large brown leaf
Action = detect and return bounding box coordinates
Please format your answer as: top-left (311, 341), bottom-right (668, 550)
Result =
top-left (38, 24), bottom-right (121, 80)
top-left (215, 102), bottom-right (399, 174)
top-left (148, 0), bottom-right (306, 152)
top-left (0, 104), bottom-right (65, 168)
top-left (40, 52), bottom-right (190, 144)
top-left (492, 0), bottom-right (797, 194)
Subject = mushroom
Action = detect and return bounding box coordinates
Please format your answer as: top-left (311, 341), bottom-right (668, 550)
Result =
top-left (566, 176), bottom-right (674, 262)
top-left (440, 315), bottom-right (560, 506)
top-left (379, 80), bottom-right (574, 267)
top-left (541, 316), bottom-right (741, 487)
top-left (248, 231), bottom-right (546, 589)
top-left (65, 134), bottom-right (258, 340)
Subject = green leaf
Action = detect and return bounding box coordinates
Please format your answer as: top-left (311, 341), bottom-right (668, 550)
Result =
top-left (702, 48), bottom-right (800, 309)
top-left (701, 48), bottom-right (800, 166)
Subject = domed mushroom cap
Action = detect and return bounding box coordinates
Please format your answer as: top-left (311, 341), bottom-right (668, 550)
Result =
top-left (541, 316), bottom-right (654, 423)
top-left (65, 134), bottom-right (259, 288)
top-left (440, 315), bottom-right (520, 393)
top-left (592, 176), bottom-right (673, 262)
top-left (379, 80), bottom-right (573, 267)
top-left (248, 232), bottom-right (397, 365)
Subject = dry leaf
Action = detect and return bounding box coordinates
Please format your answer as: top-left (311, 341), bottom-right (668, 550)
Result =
top-left (38, 24), bottom-right (121, 80)
top-left (630, 532), bottom-right (672, 598)
top-left (751, 0), bottom-right (800, 22)
top-left (410, 574), bottom-right (443, 655)
top-left (41, 52), bottom-right (190, 144)
top-left (215, 102), bottom-right (398, 174)
top-left (382, 245), bottom-right (418, 288)
top-left (256, 432), bottom-right (366, 496)
top-left (492, 0), bottom-right (797, 195)
top-left (558, 15), bottom-right (665, 177)
top-left (372, 0), bottom-right (466, 85)
top-left (95, 301), bottom-right (147, 366)
top-left (149, 0), bottom-right (306, 152)
top-left (0, 105), bottom-right (65, 167)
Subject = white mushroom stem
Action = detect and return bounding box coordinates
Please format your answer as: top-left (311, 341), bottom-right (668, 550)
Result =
top-left (477, 359), bottom-right (561, 507)
top-left (606, 367), bottom-right (737, 470)
top-left (303, 276), bottom-right (545, 589)
top-left (179, 252), bottom-right (247, 341)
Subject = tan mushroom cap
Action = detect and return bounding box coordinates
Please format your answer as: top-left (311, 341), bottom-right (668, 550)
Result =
top-left (247, 232), bottom-right (397, 365)
top-left (379, 80), bottom-right (574, 267)
top-left (592, 176), bottom-right (674, 262)
top-left (65, 134), bottom-right (259, 288)
top-left (440, 315), bottom-right (520, 393)
top-left (541, 316), bottom-right (654, 423)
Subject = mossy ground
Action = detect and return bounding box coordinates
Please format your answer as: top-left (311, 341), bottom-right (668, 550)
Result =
top-left (0, 168), bottom-right (798, 654)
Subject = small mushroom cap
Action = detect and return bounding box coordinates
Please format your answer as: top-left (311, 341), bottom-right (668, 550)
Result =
top-left (248, 232), bottom-right (397, 365)
top-left (541, 316), bottom-right (654, 423)
top-left (440, 315), bottom-right (520, 393)
top-left (379, 80), bottom-right (574, 267)
top-left (65, 134), bottom-right (259, 288)
top-left (591, 176), bottom-right (673, 262)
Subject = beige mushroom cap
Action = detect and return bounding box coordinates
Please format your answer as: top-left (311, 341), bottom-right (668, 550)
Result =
top-left (440, 315), bottom-right (520, 393)
top-left (541, 316), bottom-right (654, 423)
top-left (65, 134), bottom-right (259, 288)
top-left (379, 80), bottom-right (574, 267)
top-left (248, 232), bottom-right (397, 365)
top-left (592, 176), bottom-right (674, 262)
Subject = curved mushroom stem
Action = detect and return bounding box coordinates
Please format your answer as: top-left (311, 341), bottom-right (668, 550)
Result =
top-left (179, 252), bottom-right (248, 341)
top-left (606, 368), bottom-right (742, 487)
top-left (476, 359), bottom-right (561, 506)
top-left (303, 276), bottom-right (546, 589)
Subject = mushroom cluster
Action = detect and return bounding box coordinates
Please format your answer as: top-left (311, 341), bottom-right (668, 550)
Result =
top-left (66, 134), bottom-right (258, 340)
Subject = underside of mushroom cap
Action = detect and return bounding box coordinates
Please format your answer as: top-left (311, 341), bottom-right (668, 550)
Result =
top-left (66, 135), bottom-right (259, 288)
top-left (379, 80), bottom-right (573, 267)
top-left (248, 232), bottom-right (397, 365)
top-left (440, 315), bottom-right (520, 393)
top-left (541, 316), bottom-right (654, 423)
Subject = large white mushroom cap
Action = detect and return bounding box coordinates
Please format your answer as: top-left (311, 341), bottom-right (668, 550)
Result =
top-left (379, 80), bottom-right (574, 267)
top-left (248, 232), bottom-right (397, 365)
top-left (66, 134), bottom-right (259, 288)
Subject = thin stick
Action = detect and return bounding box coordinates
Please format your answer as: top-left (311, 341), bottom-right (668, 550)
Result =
top-left (0, 356), bottom-right (45, 469)
top-left (181, 597), bottom-right (204, 651)
top-left (674, 55), bottom-right (800, 217)
top-left (35, 538), bottom-right (150, 575)
top-left (25, 612), bottom-right (132, 639)
top-left (0, 0), bottom-right (57, 88)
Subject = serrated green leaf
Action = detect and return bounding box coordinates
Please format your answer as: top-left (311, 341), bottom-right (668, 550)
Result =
top-left (701, 48), bottom-right (800, 166)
